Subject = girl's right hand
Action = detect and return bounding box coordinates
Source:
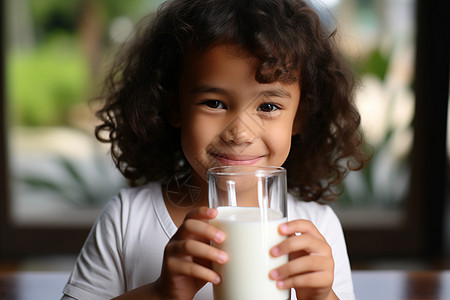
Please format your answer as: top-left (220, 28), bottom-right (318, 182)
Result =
top-left (153, 207), bottom-right (228, 300)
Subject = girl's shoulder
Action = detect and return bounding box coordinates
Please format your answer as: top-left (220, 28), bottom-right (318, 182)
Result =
top-left (99, 181), bottom-right (177, 238)
top-left (287, 193), bottom-right (341, 229)
top-left (114, 181), bottom-right (163, 206)
top-left (100, 181), bottom-right (165, 224)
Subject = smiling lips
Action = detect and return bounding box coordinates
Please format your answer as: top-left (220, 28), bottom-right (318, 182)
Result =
top-left (210, 152), bottom-right (264, 165)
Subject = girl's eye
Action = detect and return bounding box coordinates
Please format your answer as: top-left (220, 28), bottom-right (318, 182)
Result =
top-left (258, 103), bottom-right (280, 112)
top-left (201, 100), bottom-right (225, 109)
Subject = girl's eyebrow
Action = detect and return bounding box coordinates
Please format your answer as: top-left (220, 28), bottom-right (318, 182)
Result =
top-left (259, 89), bottom-right (292, 99)
top-left (191, 86), bottom-right (229, 95)
top-left (190, 86), bottom-right (292, 99)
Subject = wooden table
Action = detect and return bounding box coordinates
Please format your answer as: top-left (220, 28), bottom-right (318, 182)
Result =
top-left (352, 271), bottom-right (450, 300)
top-left (0, 270), bottom-right (449, 299)
top-left (0, 271), bottom-right (69, 300)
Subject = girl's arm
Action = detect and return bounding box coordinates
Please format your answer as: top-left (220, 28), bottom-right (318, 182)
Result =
top-left (269, 220), bottom-right (339, 300)
top-left (113, 207), bottom-right (227, 300)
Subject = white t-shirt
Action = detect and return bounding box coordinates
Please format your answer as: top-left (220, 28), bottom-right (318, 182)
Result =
top-left (61, 182), bottom-right (355, 300)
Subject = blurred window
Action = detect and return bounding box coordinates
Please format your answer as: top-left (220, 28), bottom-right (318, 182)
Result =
top-left (1, 0), bottom-right (165, 255)
top-left (312, 0), bottom-right (416, 228)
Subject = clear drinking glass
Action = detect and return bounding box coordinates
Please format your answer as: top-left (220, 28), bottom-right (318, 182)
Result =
top-left (207, 165), bottom-right (289, 300)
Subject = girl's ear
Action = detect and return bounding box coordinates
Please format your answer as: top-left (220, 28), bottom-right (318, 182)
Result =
top-left (292, 113), bottom-right (302, 136)
top-left (167, 92), bottom-right (181, 127)
top-left (292, 123), bottom-right (300, 136)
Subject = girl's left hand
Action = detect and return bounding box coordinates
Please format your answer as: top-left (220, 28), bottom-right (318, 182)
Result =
top-left (269, 220), bottom-right (339, 300)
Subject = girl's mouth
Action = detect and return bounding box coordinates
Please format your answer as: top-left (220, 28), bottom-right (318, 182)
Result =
top-left (209, 152), bottom-right (263, 165)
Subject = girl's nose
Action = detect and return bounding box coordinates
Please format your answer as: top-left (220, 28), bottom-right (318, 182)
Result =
top-left (220, 117), bottom-right (257, 146)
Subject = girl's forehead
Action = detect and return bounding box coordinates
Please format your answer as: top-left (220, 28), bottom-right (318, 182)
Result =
top-left (179, 44), bottom-right (300, 106)
top-left (182, 43), bottom-right (301, 86)
top-left (181, 44), bottom-right (257, 81)
top-left (185, 43), bottom-right (256, 65)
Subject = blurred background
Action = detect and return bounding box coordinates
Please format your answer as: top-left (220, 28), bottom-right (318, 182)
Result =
top-left (0, 0), bottom-right (449, 273)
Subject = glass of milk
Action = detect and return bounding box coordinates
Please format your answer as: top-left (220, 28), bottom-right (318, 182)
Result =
top-left (207, 166), bottom-right (289, 300)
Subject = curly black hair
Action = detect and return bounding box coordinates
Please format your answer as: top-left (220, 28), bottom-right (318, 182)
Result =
top-left (95, 0), bottom-right (371, 202)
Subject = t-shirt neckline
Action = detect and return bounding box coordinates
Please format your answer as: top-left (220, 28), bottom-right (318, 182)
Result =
top-left (152, 182), bottom-right (178, 238)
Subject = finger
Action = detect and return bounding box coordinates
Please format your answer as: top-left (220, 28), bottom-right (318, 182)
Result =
top-left (175, 218), bottom-right (226, 244)
top-left (166, 239), bottom-right (228, 264)
top-left (273, 268), bottom-right (334, 290)
top-left (269, 255), bottom-right (334, 281)
top-left (278, 219), bottom-right (325, 240)
top-left (184, 206), bottom-right (218, 221)
top-left (271, 233), bottom-right (331, 257)
top-left (166, 257), bottom-right (222, 285)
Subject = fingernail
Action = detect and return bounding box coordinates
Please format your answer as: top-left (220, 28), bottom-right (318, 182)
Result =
top-left (217, 251), bottom-right (228, 263)
top-left (215, 231), bottom-right (225, 242)
top-left (270, 269), bottom-right (280, 279)
top-left (271, 246), bottom-right (280, 256)
top-left (277, 280), bottom-right (285, 288)
top-left (214, 275), bottom-right (221, 284)
top-left (279, 224), bottom-right (288, 233)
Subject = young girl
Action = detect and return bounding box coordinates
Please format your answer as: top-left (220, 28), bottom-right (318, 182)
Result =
top-left (61, 0), bottom-right (369, 299)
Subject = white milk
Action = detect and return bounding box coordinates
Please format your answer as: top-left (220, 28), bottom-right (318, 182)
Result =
top-left (210, 206), bottom-right (289, 300)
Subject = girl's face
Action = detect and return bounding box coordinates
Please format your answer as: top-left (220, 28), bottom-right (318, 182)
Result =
top-left (178, 44), bottom-right (300, 182)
